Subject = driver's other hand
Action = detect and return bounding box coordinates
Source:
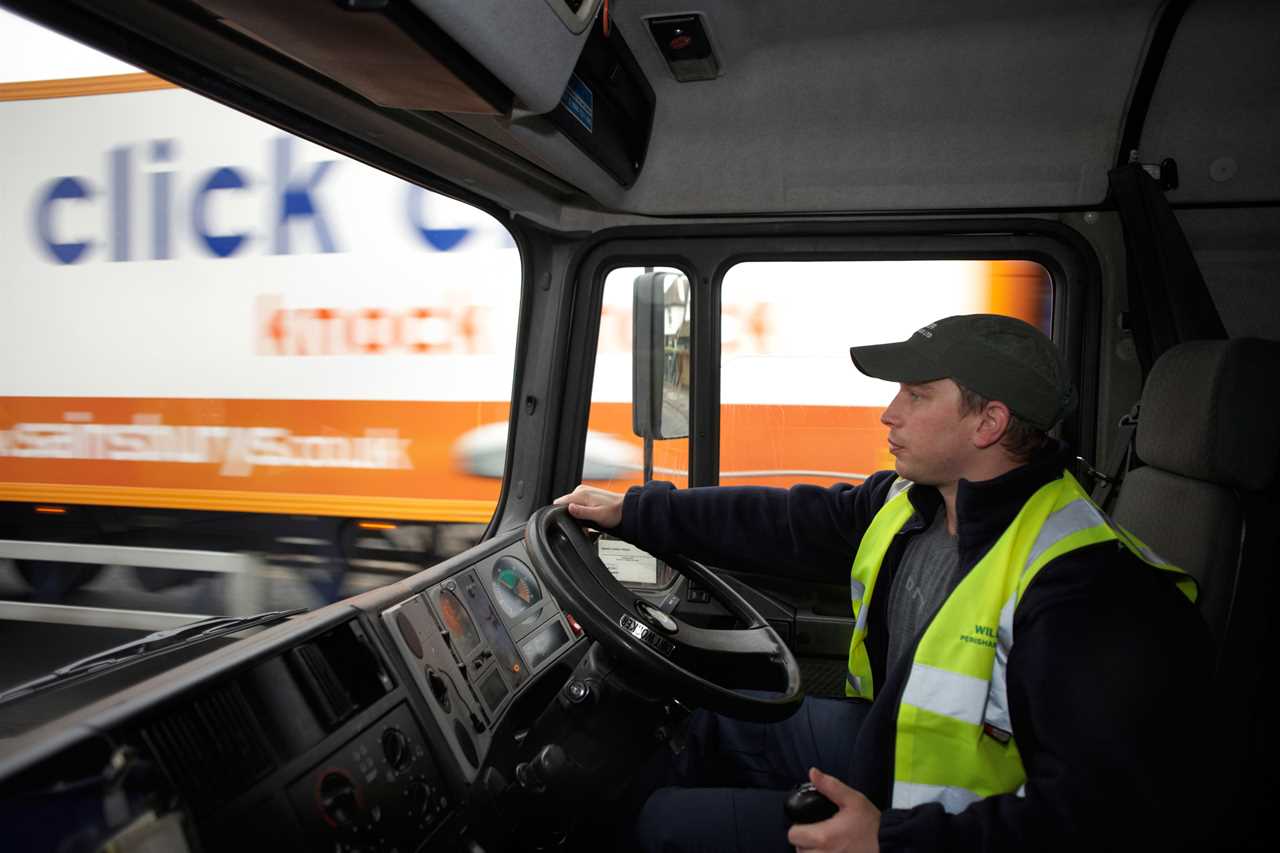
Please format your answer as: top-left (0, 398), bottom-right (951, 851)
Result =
top-left (787, 768), bottom-right (881, 853)
top-left (553, 485), bottom-right (625, 530)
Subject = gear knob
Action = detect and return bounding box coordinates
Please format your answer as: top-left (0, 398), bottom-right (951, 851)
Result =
top-left (784, 782), bottom-right (838, 824)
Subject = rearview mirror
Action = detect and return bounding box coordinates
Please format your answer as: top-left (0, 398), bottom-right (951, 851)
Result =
top-left (632, 271), bottom-right (691, 440)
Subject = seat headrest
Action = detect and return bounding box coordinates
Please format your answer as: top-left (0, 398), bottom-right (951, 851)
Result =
top-left (1137, 338), bottom-right (1280, 492)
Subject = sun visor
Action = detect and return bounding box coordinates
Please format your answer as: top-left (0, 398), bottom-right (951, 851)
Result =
top-left (193, 0), bottom-right (512, 113)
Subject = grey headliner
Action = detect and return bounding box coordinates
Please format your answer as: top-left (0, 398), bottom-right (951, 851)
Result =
top-left (460, 0), bottom-right (1161, 217)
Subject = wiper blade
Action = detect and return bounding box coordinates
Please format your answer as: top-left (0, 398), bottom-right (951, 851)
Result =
top-left (0, 608), bottom-right (305, 707)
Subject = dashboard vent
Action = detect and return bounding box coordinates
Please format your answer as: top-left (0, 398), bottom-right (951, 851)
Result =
top-left (141, 682), bottom-right (275, 809)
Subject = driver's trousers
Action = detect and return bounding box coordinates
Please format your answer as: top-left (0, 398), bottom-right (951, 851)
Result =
top-left (627, 695), bottom-right (872, 853)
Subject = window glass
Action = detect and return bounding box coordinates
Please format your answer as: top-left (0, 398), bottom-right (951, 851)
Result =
top-left (0, 18), bottom-right (520, 658)
top-left (585, 266), bottom-right (690, 492)
top-left (719, 260), bottom-right (1052, 488)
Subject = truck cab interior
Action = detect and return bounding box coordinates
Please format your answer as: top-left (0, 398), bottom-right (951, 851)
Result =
top-left (0, 1), bottom-right (1277, 851)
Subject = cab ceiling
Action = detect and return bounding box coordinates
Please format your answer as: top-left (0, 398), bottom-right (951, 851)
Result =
top-left (464, 0), bottom-right (1279, 220)
top-left (469, 0), bottom-right (1163, 218)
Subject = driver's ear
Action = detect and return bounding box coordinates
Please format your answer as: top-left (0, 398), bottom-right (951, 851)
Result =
top-left (972, 401), bottom-right (1011, 450)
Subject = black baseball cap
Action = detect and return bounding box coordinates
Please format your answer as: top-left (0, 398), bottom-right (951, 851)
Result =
top-left (849, 314), bottom-right (1075, 431)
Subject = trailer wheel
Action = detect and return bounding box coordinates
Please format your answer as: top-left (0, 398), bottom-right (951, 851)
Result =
top-left (14, 560), bottom-right (105, 602)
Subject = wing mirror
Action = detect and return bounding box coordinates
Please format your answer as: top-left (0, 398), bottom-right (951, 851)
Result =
top-left (632, 270), bottom-right (691, 442)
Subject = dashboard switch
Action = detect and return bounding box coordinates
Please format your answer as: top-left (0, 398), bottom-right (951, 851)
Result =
top-left (318, 770), bottom-right (359, 827)
top-left (406, 779), bottom-right (433, 815)
top-left (565, 680), bottom-right (590, 704)
top-left (381, 727), bottom-right (411, 771)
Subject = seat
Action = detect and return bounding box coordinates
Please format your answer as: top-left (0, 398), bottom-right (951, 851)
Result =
top-left (1109, 337), bottom-right (1280, 851)
top-left (1112, 338), bottom-right (1280, 654)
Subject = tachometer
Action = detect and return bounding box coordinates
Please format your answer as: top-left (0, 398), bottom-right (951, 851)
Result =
top-left (491, 556), bottom-right (542, 618)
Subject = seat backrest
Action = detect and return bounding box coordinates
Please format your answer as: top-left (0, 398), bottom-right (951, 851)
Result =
top-left (1112, 337), bottom-right (1280, 650)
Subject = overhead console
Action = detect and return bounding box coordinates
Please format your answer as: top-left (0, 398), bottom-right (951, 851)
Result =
top-left (414, 0), bottom-right (655, 187)
top-left (542, 16), bottom-right (656, 187)
top-left (412, 0), bottom-right (604, 114)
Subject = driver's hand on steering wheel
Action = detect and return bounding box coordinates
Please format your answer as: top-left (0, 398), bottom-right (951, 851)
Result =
top-left (553, 485), bottom-right (625, 529)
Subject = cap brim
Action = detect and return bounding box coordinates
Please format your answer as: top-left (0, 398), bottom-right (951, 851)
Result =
top-left (849, 341), bottom-right (947, 383)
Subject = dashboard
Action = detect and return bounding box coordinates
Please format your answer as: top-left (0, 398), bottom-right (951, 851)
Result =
top-left (0, 527), bottom-right (588, 853)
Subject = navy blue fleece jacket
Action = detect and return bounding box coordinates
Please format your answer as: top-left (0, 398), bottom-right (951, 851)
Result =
top-left (612, 442), bottom-right (1214, 853)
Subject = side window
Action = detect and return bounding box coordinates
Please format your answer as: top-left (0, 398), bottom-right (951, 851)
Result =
top-left (585, 266), bottom-right (691, 492)
top-left (719, 260), bottom-right (1052, 487)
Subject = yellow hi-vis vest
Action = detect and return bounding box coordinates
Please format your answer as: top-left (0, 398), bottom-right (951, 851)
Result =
top-left (845, 471), bottom-right (1197, 814)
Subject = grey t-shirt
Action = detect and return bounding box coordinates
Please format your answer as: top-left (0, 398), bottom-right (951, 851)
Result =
top-left (885, 507), bottom-right (965, 675)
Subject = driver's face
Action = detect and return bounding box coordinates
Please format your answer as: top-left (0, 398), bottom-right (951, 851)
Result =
top-left (879, 379), bottom-right (980, 486)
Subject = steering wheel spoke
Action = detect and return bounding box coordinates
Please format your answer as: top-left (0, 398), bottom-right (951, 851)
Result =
top-left (668, 623), bottom-right (792, 692)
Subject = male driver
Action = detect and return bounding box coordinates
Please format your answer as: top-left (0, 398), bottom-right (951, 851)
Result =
top-left (555, 314), bottom-right (1210, 853)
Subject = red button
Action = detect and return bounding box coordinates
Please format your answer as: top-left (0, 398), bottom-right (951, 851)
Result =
top-left (669, 34), bottom-right (692, 50)
top-left (565, 612), bottom-right (584, 636)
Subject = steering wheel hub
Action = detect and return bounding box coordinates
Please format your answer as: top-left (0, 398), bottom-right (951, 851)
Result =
top-left (636, 601), bottom-right (679, 633)
top-left (619, 612), bottom-right (677, 656)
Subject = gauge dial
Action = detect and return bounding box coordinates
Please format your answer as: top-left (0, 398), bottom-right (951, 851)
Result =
top-left (491, 556), bottom-right (542, 618)
top-left (436, 589), bottom-right (481, 656)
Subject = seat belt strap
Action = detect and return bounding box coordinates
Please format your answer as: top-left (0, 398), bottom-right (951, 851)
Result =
top-left (1088, 403), bottom-right (1140, 511)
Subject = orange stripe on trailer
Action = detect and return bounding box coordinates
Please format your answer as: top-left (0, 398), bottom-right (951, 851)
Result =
top-left (0, 482), bottom-right (496, 523)
top-left (0, 73), bottom-right (176, 102)
top-left (0, 396), bottom-right (512, 501)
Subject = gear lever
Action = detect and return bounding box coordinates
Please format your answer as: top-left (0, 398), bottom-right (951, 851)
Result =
top-left (784, 782), bottom-right (838, 824)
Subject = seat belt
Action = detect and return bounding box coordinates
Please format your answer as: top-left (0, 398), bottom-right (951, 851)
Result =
top-left (1086, 403), bottom-right (1140, 511)
top-left (1108, 162), bottom-right (1227, 378)
top-left (1098, 164), bottom-right (1228, 507)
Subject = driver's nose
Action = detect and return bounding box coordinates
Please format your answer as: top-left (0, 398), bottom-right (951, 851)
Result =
top-left (881, 388), bottom-right (906, 427)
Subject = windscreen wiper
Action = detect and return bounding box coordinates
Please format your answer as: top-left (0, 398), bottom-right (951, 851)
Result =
top-left (0, 608), bottom-right (305, 707)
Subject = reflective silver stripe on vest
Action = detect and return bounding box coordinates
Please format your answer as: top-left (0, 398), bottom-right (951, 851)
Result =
top-left (892, 781), bottom-right (983, 814)
top-left (847, 673), bottom-right (863, 693)
top-left (901, 663), bottom-right (988, 726)
top-left (887, 476), bottom-right (914, 502)
top-left (983, 592), bottom-right (1018, 734)
top-left (1025, 499), bottom-right (1103, 569)
top-left (986, 496), bottom-right (1114, 741)
top-left (1027, 496), bottom-right (1173, 568)
top-left (850, 578), bottom-right (866, 605)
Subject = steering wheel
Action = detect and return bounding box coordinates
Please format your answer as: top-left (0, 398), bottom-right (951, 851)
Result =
top-left (524, 506), bottom-right (803, 722)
